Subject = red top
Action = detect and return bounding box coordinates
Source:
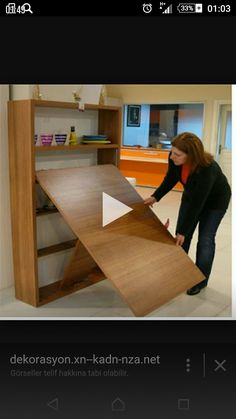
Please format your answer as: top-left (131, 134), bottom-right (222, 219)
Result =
top-left (181, 164), bottom-right (190, 184)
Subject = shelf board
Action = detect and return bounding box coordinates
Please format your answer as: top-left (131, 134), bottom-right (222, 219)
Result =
top-left (32, 99), bottom-right (121, 111)
top-left (38, 272), bottom-right (105, 305)
top-left (35, 144), bottom-right (119, 152)
top-left (36, 207), bottom-right (58, 216)
top-left (38, 239), bottom-right (77, 257)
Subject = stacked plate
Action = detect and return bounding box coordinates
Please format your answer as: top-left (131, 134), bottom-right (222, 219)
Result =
top-left (81, 134), bottom-right (111, 144)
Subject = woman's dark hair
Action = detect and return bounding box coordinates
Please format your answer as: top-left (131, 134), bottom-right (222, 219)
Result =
top-left (171, 132), bottom-right (214, 172)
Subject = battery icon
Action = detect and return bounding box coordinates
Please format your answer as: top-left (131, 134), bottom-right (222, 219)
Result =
top-left (177, 3), bottom-right (203, 13)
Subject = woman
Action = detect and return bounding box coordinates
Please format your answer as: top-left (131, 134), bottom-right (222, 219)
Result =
top-left (144, 132), bottom-right (231, 295)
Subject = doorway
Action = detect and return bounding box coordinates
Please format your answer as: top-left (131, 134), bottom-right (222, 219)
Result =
top-left (216, 104), bottom-right (232, 185)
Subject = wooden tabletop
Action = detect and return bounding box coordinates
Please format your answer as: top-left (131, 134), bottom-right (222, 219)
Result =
top-left (36, 164), bottom-right (204, 316)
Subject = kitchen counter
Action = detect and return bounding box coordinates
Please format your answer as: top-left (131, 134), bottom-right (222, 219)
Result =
top-left (121, 147), bottom-right (169, 163)
top-left (120, 147), bottom-right (183, 190)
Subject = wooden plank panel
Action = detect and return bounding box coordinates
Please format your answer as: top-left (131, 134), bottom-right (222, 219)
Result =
top-left (36, 164), bottom-right (204, 316)
top-left (8, 100), bottom-right (39, 306)
top-left (33, 100), bottom-right (121, 111)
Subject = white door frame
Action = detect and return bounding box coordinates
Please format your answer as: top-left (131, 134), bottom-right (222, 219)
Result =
top-left (211, 99), bottom-right (231, 157)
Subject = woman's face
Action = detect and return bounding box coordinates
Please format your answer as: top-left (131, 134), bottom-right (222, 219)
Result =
top-left (170, 146), bottom-right (188, 165)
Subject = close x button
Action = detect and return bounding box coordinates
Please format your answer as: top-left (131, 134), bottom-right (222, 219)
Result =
top-left (214, 359), bottom-right (227, 372)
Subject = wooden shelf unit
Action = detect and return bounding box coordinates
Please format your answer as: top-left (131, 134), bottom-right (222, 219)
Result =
top-left (8, 99), bottom-right (121, 306)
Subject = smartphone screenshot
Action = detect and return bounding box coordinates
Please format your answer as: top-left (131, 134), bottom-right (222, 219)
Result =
top-left (0, 2), bottom-right (235, 417)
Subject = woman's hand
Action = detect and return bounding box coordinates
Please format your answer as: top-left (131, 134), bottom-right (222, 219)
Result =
top-left (144, 197), bottom-right (157, 207)
top-left (164, 218), bottom-right (170, 229)
top-left (175, 234), bottom-right (185, 246)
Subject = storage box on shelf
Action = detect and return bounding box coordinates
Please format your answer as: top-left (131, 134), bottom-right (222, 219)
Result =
top-left (8, 99), bottom-right (121, 306)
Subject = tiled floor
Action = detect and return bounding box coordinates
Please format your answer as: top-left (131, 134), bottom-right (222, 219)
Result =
top-left (0, 187), bottom-right (232, 319)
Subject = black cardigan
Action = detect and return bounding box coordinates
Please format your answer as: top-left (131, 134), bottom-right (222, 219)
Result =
top-left (152, 155), bottom-right (231, 236)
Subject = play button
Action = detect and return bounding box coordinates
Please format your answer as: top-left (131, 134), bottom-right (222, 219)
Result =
top-left (102, 192), bottom-right (133, 227)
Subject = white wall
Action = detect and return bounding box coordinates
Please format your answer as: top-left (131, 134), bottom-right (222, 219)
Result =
top-left (0, 85), bottom-right (14, 289)
top-left (11, 84), bottom-right (103, 104)
top-left (11, 84), bottom-right (33, 99)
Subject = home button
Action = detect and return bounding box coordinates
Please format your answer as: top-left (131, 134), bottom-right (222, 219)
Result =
top-left (111, 397), bottom-right (126, 411)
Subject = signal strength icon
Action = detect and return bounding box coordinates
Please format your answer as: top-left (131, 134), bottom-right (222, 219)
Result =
top-left (163, 4), bottom-right (172, 13)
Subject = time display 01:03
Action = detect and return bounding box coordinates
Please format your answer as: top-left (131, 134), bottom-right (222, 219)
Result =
top-left (207, 4), bottom-right (231, 13)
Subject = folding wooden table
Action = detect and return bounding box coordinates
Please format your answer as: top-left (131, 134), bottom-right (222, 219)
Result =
top-left (36, 164), bottom-right (204, 316)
